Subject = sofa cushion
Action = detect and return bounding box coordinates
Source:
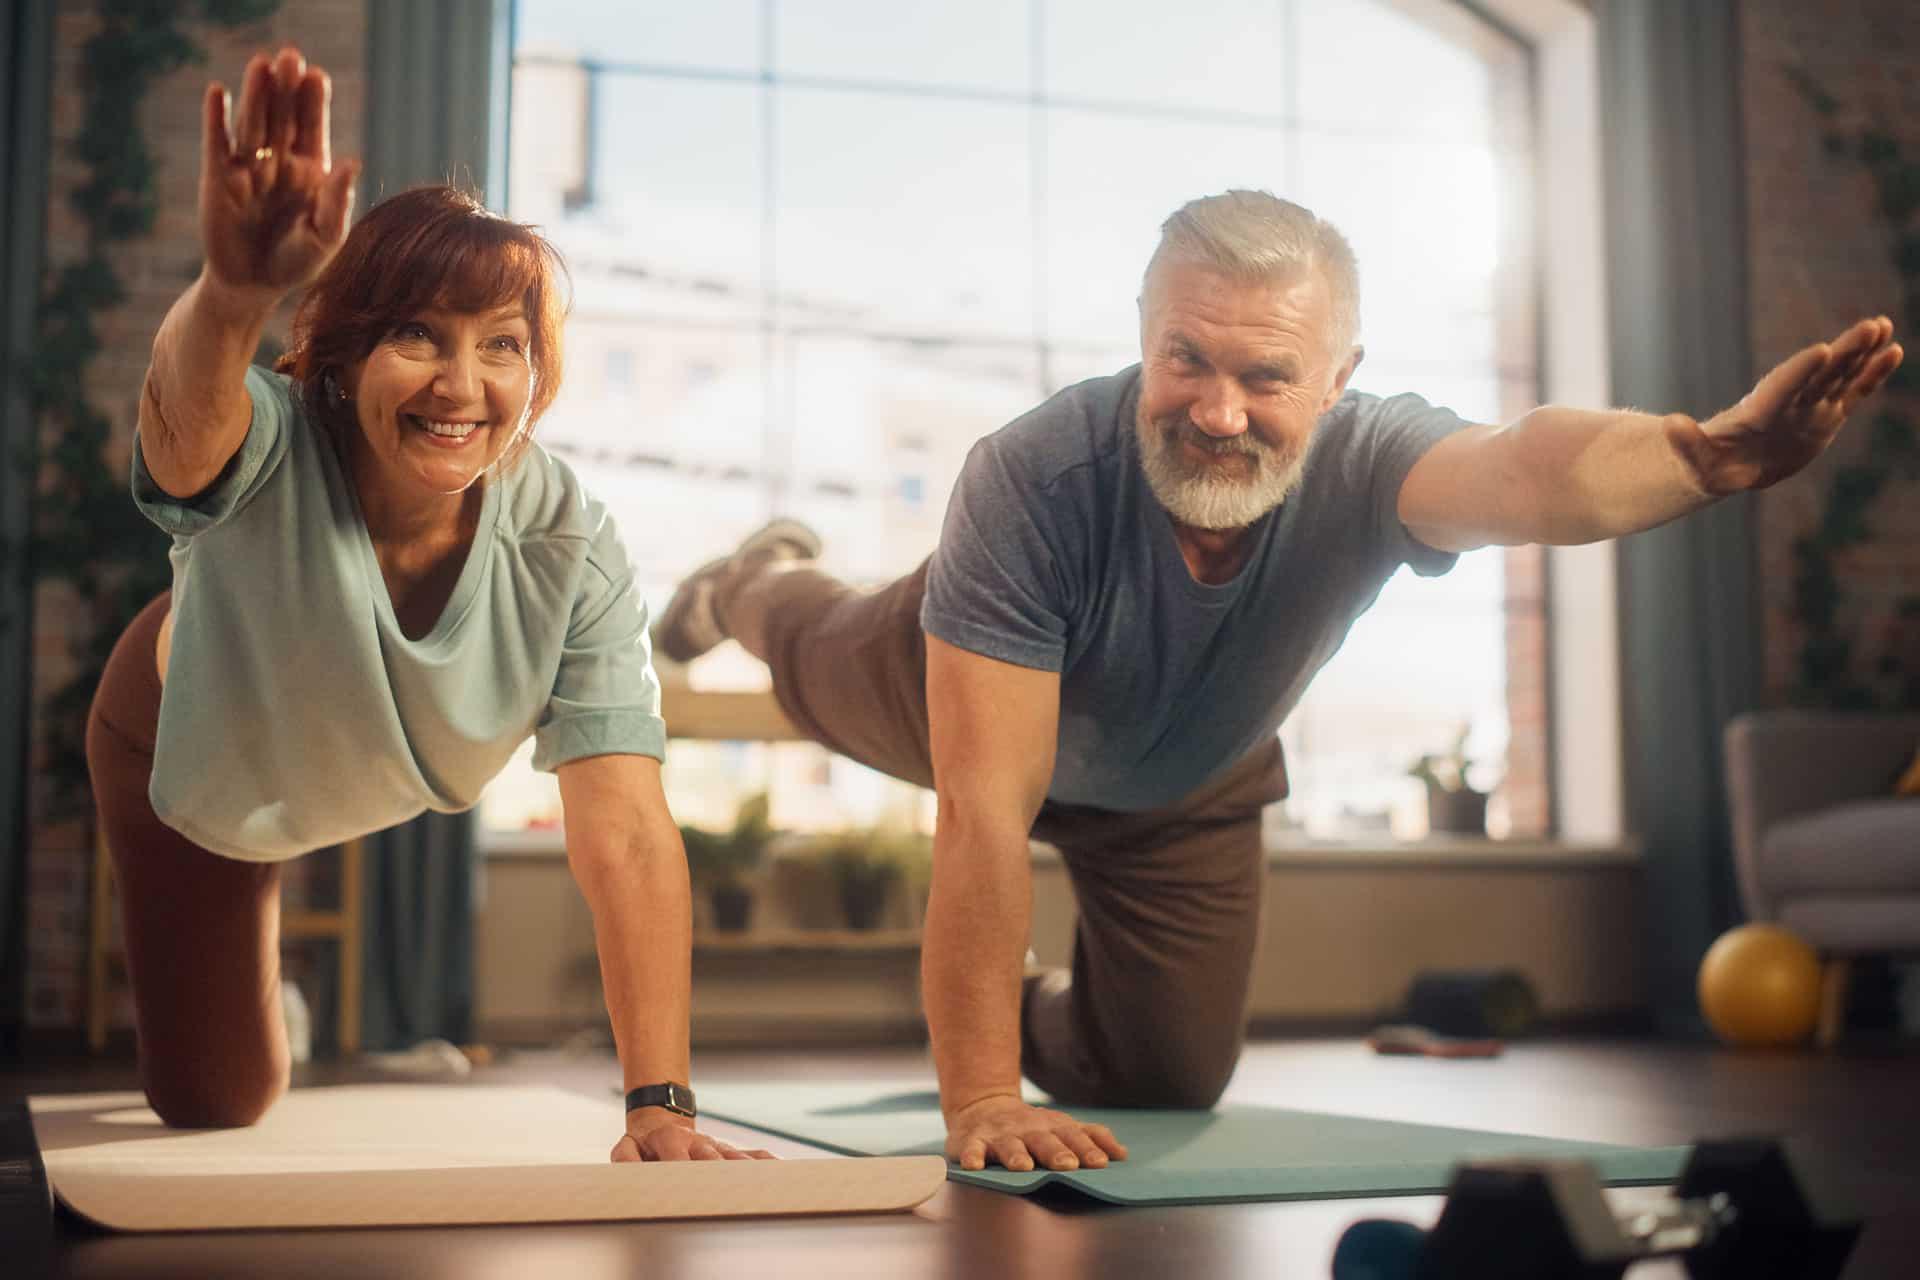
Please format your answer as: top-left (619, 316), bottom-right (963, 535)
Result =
top-left (1778, 896), bottom-right (1920, 952)
top-left (1760, 799), bottom-right (1920, 896)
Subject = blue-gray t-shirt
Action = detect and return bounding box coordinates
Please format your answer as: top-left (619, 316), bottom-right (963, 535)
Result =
top-left (921, 366), bottom-right (1466, 813)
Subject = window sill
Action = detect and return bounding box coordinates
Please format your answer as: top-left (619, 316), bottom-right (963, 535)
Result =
top-left (1259, 835), bottom-right (1640, 870)
top-left (483, 827), bottom-right (1639, 870)
top-left (1025, 835), bottom-right (1639, 871)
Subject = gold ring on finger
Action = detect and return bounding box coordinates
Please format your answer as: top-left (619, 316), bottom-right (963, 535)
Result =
top-left (252, 145), bottom-right (274, 163)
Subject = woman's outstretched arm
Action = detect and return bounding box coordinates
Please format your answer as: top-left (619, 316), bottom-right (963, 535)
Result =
top-left (142, 46), bottom-right (358, 498)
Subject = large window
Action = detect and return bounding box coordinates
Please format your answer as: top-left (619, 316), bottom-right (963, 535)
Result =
top-left (483, 0), bottom-right (1546, 843)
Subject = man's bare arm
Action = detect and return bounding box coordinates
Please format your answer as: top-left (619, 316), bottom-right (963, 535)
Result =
top-left (922, 634), bottom-right (1126, 1173)
top-left (1398, 317), bottom-right (1903, 552)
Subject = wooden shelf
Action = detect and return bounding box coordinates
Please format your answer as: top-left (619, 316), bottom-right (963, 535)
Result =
top-left (657, 687), bottom-right (800, 742)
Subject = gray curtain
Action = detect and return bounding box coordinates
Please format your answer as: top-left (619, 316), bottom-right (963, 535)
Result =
top-left (0, 0), bottom-right (55, 1059)
top-left (328, 0), bottom-right (511, 1054)
top-left (1598, 1), bottom-right (1759, 1035)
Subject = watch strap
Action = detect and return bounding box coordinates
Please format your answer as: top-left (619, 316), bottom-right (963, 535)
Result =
top-left (624, 1082), bottom-right (696, 1118)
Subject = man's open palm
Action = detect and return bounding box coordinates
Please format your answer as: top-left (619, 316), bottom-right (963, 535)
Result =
top-left (1681, 316), bottom-right (1903, 495)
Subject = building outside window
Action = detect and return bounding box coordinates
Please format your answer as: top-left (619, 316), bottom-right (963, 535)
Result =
top-left (482, 0), bottom-right (1548, 845)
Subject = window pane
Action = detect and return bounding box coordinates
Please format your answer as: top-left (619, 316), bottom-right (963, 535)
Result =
top-left (502, 0), bottom-right (1546, 846)
top-left (514, 0), bottom-right (761, 72)
top-left (1042, 344), bottom-right (1139, 398)
top-left (1044, 0), bottom-right (1287, 117)
top-left (777, 332), bottom-right (1040, 583)
top-left (1295, 0), bottom-right (1506, 140)
top-left (1283, 550), bottom-right (1510, 838)
top-left (1296, 135), bottom-right (1502, 372)
top-left (1350, 367), bottom-right (1502, 428)
top-left (569, 74), bottom-right (763, 293)
top-left (1043, 109), bottom-right (1288, 348)
top-left (776, 0), bottom-right (1029, 93)
top-left (774, 86), bottom-right (1033, 341)
top-left (541, 321), bottom-right (771, 589)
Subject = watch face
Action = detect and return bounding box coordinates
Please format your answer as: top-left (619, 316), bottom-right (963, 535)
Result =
top-left (667, 1083), bottom-right (696, 1116)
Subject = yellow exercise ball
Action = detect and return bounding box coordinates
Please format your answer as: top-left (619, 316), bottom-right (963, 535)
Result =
top-left (1697, 924), bottom-right (1823, 1048)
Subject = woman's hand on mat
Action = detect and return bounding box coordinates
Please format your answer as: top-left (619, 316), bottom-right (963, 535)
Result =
top-left (610, 1110), bottom-right (776, 1163)
top-left (944, 1094), bottom-right (1128, 1173)
top-left (200, 45), bottom-right (359, 303)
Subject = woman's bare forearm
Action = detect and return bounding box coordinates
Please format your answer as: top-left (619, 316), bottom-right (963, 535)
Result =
top-left (140, 272), bottom-right (281, 498)
top-left (570, 825), bottom-right (693, 1094)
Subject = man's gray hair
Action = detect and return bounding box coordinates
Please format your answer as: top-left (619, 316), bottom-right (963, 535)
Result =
top-left (1145, 190), bottom-right (1361, 354)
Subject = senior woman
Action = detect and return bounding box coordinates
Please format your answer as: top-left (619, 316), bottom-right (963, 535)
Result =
top-left (83, 46), bottom-right (760, 1164)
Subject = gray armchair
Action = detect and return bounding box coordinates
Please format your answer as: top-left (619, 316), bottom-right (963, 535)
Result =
top-left (1724, 710), bottom-right (1920, 1045)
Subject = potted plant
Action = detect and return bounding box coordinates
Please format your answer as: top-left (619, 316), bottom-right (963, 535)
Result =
top-left (1407, 726), bottom-right (1491, 837)
top-left (680, 792), bottom-right (774, 931)
top-left (808, 827), bottom-right (932, 931)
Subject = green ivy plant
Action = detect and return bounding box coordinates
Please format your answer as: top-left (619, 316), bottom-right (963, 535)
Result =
top-left (1784, 67), bottom-right (1920, 711)
top-left (9, 0), bottom-right (281, 817)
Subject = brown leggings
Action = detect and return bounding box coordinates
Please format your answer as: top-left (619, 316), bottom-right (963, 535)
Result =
top-left (750, 560), bottom-right (1289, 1108)
top-left (85, 593), bottom-right (289, 1128)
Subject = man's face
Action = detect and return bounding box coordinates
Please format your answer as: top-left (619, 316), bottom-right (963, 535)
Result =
top-left (1135, 261), bottom-right (1359, 530)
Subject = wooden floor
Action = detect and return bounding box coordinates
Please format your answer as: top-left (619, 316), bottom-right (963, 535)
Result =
top-left (7, 1034), bottom-right (1917, 1280)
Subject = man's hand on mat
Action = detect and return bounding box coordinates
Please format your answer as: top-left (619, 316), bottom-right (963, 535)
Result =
top-left (944, 1095), bottom-right (1128, 1173)
top-left (610, 1110), bottom-right (776, 1163)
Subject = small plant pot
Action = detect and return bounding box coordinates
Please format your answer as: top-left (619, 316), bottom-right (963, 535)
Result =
top-left (709, 882), bottom-right (753, 932)
top-left (838, 868), bottom-right (896, 931)
top-left (1426, 783), bottom-right (1489, 836)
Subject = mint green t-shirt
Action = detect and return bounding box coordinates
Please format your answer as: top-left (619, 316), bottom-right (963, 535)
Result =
top-left (132, 367), bottom-right (666, 862)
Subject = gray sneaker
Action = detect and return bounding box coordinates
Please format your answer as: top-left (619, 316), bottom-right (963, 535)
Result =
top-left (654, 518), bottom-right (823, 663)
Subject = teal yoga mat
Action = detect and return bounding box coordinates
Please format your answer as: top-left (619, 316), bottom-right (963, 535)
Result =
top-left (702, 1083), bottom-right (1689, 1206)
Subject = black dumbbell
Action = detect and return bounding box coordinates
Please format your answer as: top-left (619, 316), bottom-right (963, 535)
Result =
top-left (1331, 1136), bottom-right (1861, 1280)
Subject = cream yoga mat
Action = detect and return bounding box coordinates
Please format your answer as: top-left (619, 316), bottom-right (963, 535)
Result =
top-left (27, 1085), bottom-right (946, 1232)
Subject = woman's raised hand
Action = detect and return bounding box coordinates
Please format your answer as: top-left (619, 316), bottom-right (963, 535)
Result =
top-left (199, 46), bottom-right (360, 301)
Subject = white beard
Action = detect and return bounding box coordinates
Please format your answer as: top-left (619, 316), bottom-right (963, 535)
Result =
top-left (1136, 411), bottom-right (1306, 530)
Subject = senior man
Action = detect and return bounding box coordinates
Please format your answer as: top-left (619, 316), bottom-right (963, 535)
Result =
top-left (656, 190), bottom-right (1902, 1175)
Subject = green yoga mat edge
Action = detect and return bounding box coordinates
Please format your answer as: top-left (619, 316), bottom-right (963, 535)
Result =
top-left (701, 1095), bottom-right (1692, 1206)
top-left (941, 1148), bottom-right (1691, 1205)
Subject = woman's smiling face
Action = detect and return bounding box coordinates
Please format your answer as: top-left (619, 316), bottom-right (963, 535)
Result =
top-left (342, 302), bottom-right (534, 499)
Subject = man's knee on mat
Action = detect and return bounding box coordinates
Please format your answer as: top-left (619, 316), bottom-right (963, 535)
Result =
top-left (1102, 1045), bottom-right (1240, 1110)
top-left (1036, 1026), bottom-right (1243, 1110)
top-left (144, 1054), bottom-right (290, 1130)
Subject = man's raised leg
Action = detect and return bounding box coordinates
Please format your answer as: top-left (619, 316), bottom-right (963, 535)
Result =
top-left (656, 525), bottom-right (936, 788)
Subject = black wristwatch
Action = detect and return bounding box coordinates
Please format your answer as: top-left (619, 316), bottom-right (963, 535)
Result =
top-left (624, 1082), bottom-right (696, 1118)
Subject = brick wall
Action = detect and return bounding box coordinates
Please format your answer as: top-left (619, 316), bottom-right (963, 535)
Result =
top-left (1740, 0), bottom-right (1920, 708)
top-left (25, 3), bottom-right (366, 1034)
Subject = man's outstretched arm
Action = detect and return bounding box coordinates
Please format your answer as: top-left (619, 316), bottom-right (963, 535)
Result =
top-left (922, 634), bottom-right (1127, 1173)
top-left (1397, 316), bottom-right (1904, 551)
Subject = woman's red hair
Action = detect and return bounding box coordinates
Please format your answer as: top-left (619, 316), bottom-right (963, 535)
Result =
top-left (276, 185), bottom-right (569, 467)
